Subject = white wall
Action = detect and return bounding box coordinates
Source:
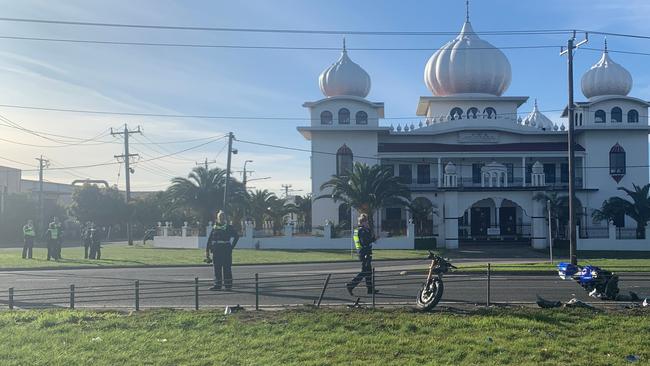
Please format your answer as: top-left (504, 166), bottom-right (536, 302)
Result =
top-left (577, 237), bottom-right (649, 251)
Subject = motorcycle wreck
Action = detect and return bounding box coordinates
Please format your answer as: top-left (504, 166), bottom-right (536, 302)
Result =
top-left (415, 252), bottom-right (456, 311)
top-left (557, 262), bottom-right (640, 301)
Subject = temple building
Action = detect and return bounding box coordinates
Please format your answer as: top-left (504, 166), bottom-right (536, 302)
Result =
top-left (298, 14), bottom-right (650, 249)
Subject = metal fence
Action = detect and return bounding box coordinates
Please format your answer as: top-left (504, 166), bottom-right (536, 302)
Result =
top-left (3, 268), bottom-right (647, 311)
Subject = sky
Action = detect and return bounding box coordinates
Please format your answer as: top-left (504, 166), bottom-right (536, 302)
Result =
top-left (1, 0), bottom-right (650, 196)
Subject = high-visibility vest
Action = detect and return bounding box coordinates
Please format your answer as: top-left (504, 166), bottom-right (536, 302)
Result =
top-left (23, 226), bottom-right (35, 237)
top-left (353, 228), bottom-right (362, 250)
top-left (49, 227), bottom-right (59, 240)
top-left (212, 224), bottom-right (229, 243)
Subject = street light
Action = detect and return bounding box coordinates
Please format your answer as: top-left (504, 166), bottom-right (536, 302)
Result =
top-left (243, 160), bottom-right (253, 187)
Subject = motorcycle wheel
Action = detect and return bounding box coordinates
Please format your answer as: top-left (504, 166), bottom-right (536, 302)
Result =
top-left (415, 278), bottom-right (444, 311)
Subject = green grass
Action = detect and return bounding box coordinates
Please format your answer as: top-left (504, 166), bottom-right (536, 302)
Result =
top-left (459, 258), bottom-right (650, 273)
top-left (0, 308), bottom-right (647, 365)
top-left (0, 243), bottom-right (431, 269)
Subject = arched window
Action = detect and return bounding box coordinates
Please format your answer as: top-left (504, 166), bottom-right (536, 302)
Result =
top-left (355, 111), bottom-right (368, 125)
top-left (336, 144), bottom-right (353, 176)
top-left (628, 109), bottom-right (639, 123)
top-left (594, 110), bottom-right (606, 123)
top-left (483, 107), bottom-right (497, 119)
top-left (467, 107), bottom-right (479, 119)
top-left (338, 108), bottom-right (350, 124)
top-left (338, 203), bottom-right (351, 226)
top-left (611, 107), bottom-right (622, 123)
top-left (609, 143), bottom-right (626, 183)
top-left (449, 107), bottom-right (463, 120)
top-left (579, 113), bottom-right (583, 126)
top-left (320, 111), bottom-right (333, 125)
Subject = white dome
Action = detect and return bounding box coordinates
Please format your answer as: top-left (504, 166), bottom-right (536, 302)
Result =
top-left (581, 42), bottom-right (632, 99)
top-left (522, 100), bottom-right (555, 130)
top-left (532, 161), bottom-right (543, 174)
top-left (319, 41), bottom-right (371, 98)
top-left (444, 162), bottom-right (457, 174)
top-left (424, 20), bottom-right (512, 96)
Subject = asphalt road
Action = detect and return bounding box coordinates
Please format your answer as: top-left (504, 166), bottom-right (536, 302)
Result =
top-left (1, 260), bottom-right (648, 310)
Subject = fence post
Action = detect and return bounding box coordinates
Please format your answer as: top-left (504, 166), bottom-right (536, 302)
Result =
top-left (371, 268), bottom-right (376, 309)
top-left (194, 277), bottom-right (199, 311)
top-left (255, 273), bottom-right (259, 311)
top-left (135, 280), bottom-right (140, 311)
top-left (69, 284), bottom-right (75, 309)
top-left (486, 263), bottom-right (491, 307)
top-left (316, 274), bottom-right (332, 308)
top-left (8, 287), bottom-right (14, 310)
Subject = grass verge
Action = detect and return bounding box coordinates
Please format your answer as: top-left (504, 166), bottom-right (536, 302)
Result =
top-left (0, 244), bottom-right (431, 269)
top-left (0, 307), bottom-right (647, 365)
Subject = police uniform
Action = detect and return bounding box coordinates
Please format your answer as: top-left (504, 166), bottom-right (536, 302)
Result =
top-left (82, 224), bottom-right (92, 259)
top-left (346, 225), bottom-right (376, 294)
top-left (55, 222), bottom-right (63, 259)
top-left (22, 223), bottom-right (36, 259)
top-left (88, 227), bottom-right (101, 260)
top-left (45, 223), bottom-right (60, 260)
top-left (207, 223), bottom-right (239, 290)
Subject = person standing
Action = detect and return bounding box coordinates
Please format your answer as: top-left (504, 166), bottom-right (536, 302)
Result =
top-left (88, 224), bottom-right (101, 260)
top-left (22, 220), bottom-right (36, 259)
top-left (346, 214), bottom-right (378, 295)
top-left (82, 222), bottom-right (91, 259)
top-left (206, 211), bottom-right (239, 291)
top-left (44, 220), bottom-right (60, 261)
top-left (54, 218), bottom-right (64, 259)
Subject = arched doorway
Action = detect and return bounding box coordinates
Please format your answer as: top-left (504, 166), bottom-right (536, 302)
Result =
top-left (459, 198), bottom-right (531, 244)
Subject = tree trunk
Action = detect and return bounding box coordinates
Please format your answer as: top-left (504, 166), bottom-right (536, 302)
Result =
top-left (636, 224), bottom-right (646, 239)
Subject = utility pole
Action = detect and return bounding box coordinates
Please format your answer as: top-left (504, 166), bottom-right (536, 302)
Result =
top-left (561, 31), bottom-right (588, 265)
top-left (237, 160), bottom-right (254, 188)
top-left (223, 132), bottom-right (235, 223)
top-left (111, 124), bottom-right (141, 245)
top-left (196, 158), bottom-right (216, 170)
top-left (36, 155), bottom-right (49, 232)
top-left (281, 184), bottom-right (292, 198)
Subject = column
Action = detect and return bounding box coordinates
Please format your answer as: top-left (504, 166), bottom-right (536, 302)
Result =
top-left (531, 194), bottom-right (548, 249)
top-left (443, 192), bottom-right (459, 249)
top-left (521, 157), bottom-right (526, 187)
top-left (437, 158), bottom-right (442, 187)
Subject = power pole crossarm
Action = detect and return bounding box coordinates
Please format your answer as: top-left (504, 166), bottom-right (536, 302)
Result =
top-left (111, 124), bottom-right (141, 245)
top-left (35, 155), bottom-right (49, 231)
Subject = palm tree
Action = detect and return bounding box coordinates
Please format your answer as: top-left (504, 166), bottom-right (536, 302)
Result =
top-left (317, 162), bottom-right (411, 231)
top-left (267, 196), bottom-right (296, 235)
top-left (408, 198), bottom-right (438, 237)
top-left (293, 194), bottom-right (312, 230)
top-left (247, 189), bottom-right (276, 229)
top-left (593, 184), bottom-right (650, 239)
top-left (533, 192), bottom-right (583, 239)
top-left (167, 166), bottom-right (245, 229)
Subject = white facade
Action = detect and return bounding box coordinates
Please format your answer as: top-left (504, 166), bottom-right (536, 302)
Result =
top-left (298, 16), bottom-right (650, 250)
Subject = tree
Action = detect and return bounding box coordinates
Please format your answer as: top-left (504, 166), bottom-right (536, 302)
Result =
top-left (70, 184), bottom-right (128, 228)
top-left (533, 192), bottom-right (583, 239)
top-left (293, 194), bottom-right (312, 230)
top-left (267, 196), bottom-right (297, 235)
top-left (317, 162), bottom-right (411, 231)
top-left (247, 189), bottom-right (276, 229)
top-left (592, 184), bottom-right (650, 239)
top-left (0, 193), bottom-right (38, 242)
top-left (167, 166), bottom-right (245, 228)
top-left (408, 198), bottom-right (438, 237)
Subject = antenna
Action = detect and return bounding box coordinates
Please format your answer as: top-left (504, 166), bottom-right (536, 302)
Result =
top-left (466, 0), bottom-right (470, 21)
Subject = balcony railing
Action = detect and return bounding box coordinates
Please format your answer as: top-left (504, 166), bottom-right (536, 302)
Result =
top-left (403, 177), bottom-right (584, 190)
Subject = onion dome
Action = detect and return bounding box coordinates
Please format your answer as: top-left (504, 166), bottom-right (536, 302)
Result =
top-left (444, 162), bottom-right (457, 174)
top-left (522, 99), bottom-right (555, 130)
top-left (532, 161), bottom-right (543, 174)
top-left (424, 16), bottom-right (512, 96)
top-left (319, 39), bottom-right (371, 98)
top-left (581, 40), bottom-right (632, 99)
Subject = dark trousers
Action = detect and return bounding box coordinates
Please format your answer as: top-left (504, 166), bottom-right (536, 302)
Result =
top-left (348, 251), bottom-right (373, 290)
top-left (89, 243), bottom-right (101, 260)
top-left (47, 239), bottom-right (59, 260)
top-left (212, 244), bottom-right (233, 289)
top-left (84, 240), bottom-right (91, 259)
top-left (56, 238), bottom-right (62, 259)
top-left (22, 237), bottom-right (34, 259)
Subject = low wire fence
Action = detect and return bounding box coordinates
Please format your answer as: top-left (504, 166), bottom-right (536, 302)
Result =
top-left (2, 268), bottom-right (648, 311)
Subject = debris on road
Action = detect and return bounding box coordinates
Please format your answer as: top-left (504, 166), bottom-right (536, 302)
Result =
top-left (536, 295), bottom-right (561, 309)
top-left (564, 298), bottom-right (595, 309)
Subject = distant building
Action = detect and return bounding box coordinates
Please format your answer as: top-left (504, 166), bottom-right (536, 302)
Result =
top-left (299, 14), bottom-right (649, 249)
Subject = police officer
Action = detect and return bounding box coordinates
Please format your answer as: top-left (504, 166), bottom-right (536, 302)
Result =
top-left (88, 224), bottom-right (101, 260)
top-left (206, 211), bottom-right (239, 291)
top-left (346, 214), bottom-right (378, 295)
top-left (55, 218), bottom-right (64, 259)
top-left (44, 219), bottom-right (60, 261)
top-left (22, 220), bottom-right (36, 259)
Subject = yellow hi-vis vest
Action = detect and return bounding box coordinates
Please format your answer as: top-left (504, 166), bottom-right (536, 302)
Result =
top-left (50, 227), bottom-right (59, 240)
top-left (23, 226), bottom-right (35, 237)
top-left (353, 228), bottom-right (362, 250)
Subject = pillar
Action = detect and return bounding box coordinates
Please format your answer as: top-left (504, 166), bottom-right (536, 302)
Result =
top-left (437, 158), bottom-right (442, 187)
top-left (522, 157), bottom-right (526, 187)
top-left (531, 194), bottom-right (548, 249)
top-left (443, 191), bottom-right (459, 249)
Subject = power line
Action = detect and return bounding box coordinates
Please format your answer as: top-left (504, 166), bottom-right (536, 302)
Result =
top-left (0, 17), bottom-right (575, 36)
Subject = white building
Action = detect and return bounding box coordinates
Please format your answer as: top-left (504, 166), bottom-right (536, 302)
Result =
top-left (298, 16), bottom-right (650, 249)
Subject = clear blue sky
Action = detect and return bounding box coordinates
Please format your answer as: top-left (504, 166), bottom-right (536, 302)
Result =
top-left (1, 0), bottom-right (649, 195)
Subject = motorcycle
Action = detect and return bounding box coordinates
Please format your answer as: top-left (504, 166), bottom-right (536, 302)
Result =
top-left (557, 262), bottom-right (620, 300)
top-left (416, 251), bottom-right (456, 310)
